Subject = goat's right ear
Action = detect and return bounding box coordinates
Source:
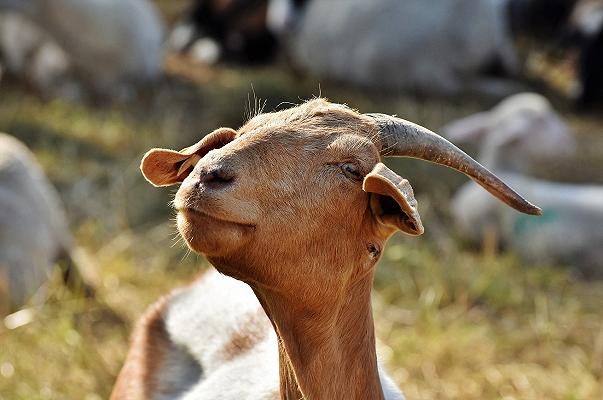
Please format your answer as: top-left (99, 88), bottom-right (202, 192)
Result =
top-left (363, 163), bottom-right (424, 236)
top-left (141, 127), bottom-right (237, 187)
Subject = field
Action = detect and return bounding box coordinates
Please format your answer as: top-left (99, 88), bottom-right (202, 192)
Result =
top-left (1, 52), bottom-right (603, 399)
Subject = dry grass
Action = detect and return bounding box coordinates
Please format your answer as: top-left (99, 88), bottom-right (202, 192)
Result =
top-left (0, 55), bottom-right (602, 400)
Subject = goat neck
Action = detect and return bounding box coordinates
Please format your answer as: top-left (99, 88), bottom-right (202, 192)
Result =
top-left (255, 274), bottom-right (383, 400)
top-left (251, 264), bottom-right (383, 400)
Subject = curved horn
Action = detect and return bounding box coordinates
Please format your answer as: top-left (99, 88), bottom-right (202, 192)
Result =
top-left (366, 113), bottom-right (542, 216)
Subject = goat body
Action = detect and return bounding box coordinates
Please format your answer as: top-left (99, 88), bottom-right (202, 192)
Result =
top-left (111, 269), bottom-right (282, 400)
top-left (112, 268), bottom-right (404, 399)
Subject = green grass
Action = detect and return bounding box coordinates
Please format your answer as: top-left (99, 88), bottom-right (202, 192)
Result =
top-left (0, 59), bottom-right (602, 400)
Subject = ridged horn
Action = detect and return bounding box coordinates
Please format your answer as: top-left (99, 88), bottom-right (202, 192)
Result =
top-left (366, 113), bottom-right (542, 216)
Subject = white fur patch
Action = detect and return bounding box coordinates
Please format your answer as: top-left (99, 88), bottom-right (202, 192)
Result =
top-left (160, 269), bottom-right (404, 399)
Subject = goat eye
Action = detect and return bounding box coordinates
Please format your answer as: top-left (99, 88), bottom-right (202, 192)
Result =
top-left (341, 163), bottom-right (362, 181)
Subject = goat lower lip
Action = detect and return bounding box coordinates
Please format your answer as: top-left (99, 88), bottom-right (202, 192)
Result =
top-left (179, 207), bottom-right (254, 228)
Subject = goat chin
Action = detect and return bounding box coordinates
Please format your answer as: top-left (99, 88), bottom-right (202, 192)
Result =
top-left (176, 210), bottom-right (251, 257)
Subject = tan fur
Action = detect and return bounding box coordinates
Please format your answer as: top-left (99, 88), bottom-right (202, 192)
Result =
top-left (116, 99), bottom-right (470, 399)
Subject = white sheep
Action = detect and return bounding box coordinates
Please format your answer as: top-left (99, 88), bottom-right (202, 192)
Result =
top-left (0, 134), bottom-right (77, 312)
top-left (444, 92), bottom-right (577, 172)
top-left (0, 12), bottom-right (72, 98)
top-left (267, 0), bottom-right (519, 97)
top-left (111, 99), bottom-right (538, 399)
top-left (443, 93), bottom-right (603, 274)
top-left (0, 0), bottom-right (164, 98)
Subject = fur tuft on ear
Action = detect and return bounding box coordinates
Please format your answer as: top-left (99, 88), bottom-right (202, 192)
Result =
top-left (140, 127), bottom-right (237, 187)
top-left (363, 163), bottom-right (423, 236)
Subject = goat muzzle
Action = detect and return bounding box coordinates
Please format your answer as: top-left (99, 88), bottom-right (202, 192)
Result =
top-left (365, 113), bottom-right (542, 216)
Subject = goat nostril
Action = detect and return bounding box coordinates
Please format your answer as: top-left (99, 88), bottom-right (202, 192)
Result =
top-left (199, 167), bottom-right (235, 187)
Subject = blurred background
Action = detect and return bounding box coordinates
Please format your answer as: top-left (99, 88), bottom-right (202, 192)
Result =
top-left (0, 0), bottom-right (602, 399)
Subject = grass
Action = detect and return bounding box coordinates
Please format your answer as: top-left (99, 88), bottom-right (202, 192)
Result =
top-left (375, 239), bottom-right (603, 399)
top-left (0, 55), bottom-right (602, 399)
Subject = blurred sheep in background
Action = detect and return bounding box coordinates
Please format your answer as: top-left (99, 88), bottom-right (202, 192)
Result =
top-left (569, 0), bottom-right (603, 107)
top-left (444, 93), bottom-right (576, 172)
top-left (510, 0), bottom-right (603, 108)
top-left (170, 0), bottom-right (603, 106)
top-left (443, 93), bottom-right (603, 276)
top-left (1, 0), bottom-right (599, 107)
top-left (168, 0), bottom-right (279, 65)
top-left (0, 134), bottom-right (89, 314)
top-left (0, 0), bottom-right (164, 100)
top-left (267, 0), bottom-right (520, 97)
top-left (0, 12), bottom-right (71, 97)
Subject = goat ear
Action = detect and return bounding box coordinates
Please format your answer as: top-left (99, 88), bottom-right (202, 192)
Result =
top-left (363, 163), bottom-right (424, 236)
top-left (141, 127), bottom-right (237, 187)
top-left (442, 112), bottom-right (489, 143)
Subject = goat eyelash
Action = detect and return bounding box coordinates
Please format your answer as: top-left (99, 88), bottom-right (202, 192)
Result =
top-left (325, 162), bottom-right (364, 181)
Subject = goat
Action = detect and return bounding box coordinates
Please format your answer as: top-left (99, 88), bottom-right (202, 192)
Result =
top-left (0, 134), bottom-right (89, 314)
top-left (0, 0), bottom-right (164, 99)
top-left (111, 99), bottom-right (539, 399)
top-left (444, 93), bottom-right (603, 275)
top-left (266, 0), bottom-right (519, 97)
top-left (168, 0), bottom-right (278, 65)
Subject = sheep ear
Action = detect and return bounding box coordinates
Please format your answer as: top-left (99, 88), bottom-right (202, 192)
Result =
top-left (141, 127), bottom-right (237, 187)
top-left (363, 163), bottom-right (424, 236)
top-left (442, 112), bottom-right (489, 143)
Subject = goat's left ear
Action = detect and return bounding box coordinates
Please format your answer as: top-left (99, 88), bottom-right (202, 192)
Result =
top-left (363, 163), bottom-right (424, 236)
top-left (141, 127), bottom-right (237, 187)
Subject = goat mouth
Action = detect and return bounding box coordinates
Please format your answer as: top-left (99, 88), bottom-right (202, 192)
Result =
top-left (179, 207), bottom-right (255, 228)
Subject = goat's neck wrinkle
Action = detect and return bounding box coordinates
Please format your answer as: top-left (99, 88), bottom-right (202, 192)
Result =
top-left (253, 275), bottom-right (385, 400)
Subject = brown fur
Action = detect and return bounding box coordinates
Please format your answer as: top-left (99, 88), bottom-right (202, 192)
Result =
top-left (126, 99), bottom-right (433, 399)
top-left (220, 308), bottom-right (271, 361)
top-left (110, 293), bottom-right (174, 400)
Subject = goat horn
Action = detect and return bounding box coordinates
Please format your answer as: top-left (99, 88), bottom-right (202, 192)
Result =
top-left (365, 113), bottom-right (542, 215)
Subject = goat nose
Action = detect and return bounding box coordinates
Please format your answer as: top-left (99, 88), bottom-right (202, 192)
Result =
top-left (197, 166), bottom-right (235, 188)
